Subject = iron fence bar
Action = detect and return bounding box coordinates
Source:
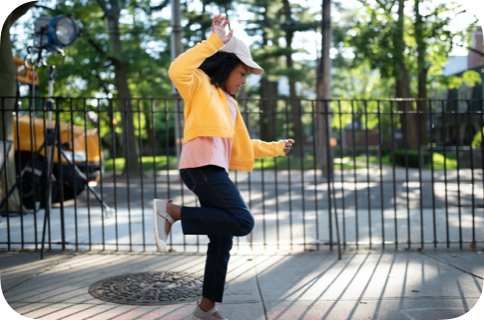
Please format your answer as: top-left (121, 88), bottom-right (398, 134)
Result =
top-left (125, 99), bottom-right (133, 251)
top-left (337, 100), bottom-right (345, 250)
top-left (258, 99), bottom-right (266, 250)
top-left (83, 98), bottom-right (92, 250)
top-left (351, 100), bottom-right (358, 250)
top-left (245, 99), bottom-right (254, 251)
top-left (455, 101), bottom-right (462, 250)
top-left (56, 99), bottom-right (66, 250)
top-left (97, 98), bottom-right (105, 251)
top-left (151, 99), bottom-right (159, 250)
top-left (377, 100), bottom-right (384, 250)
top-left (151, 99), bottom-right (158, 200)
top-left (29, 98), bottom-right (39, 251)
top-left (110, 99), bottom-right (119, 251)
top-left (42, 101), bottom-right (52, 250)
top-left (429, 101), bottom-right (436, 248)
top-left (271, 98), bottom-right (280, 251)
top-left (466, 100), bottom-right (475, 246)
top-left (403, 101), bottom-right (411, 250)
top-left (176, 98), bottom-right (186, 252)
top-left (137, 99), bottom-right (146, 251)
top-left (442, 100), bottom-right (449, 248)
top-left (2, 98), bottom-right (11, 251)
top-left (14, 98), bottom-right (25, 249)
top-left (284, 99), bottom-right (293, 250)
top-left (297, 100), bottom-right (306, 252)
top-left (70, 98), bottom-right (79, 251)
top-left (390, 101), bottom-right (398, 249)
top-left (323, 102), bottom-right (333, 251)
top-left (416, 100), bottom-right (424, 248)
top-left (364, 100), bottom-right (372, 249)
top-left (324, 100), bottom-right (341, 259)
top-left (165, 100), bottom-right (172, 252)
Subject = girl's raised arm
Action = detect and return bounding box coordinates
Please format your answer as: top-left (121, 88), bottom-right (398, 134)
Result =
top-left (168, 15), bottom-right (233, 101)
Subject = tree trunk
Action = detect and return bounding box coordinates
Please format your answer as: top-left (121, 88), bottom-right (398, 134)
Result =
top-left (395, 0), bottom-right (419, 150)
top-left (259, 77), bottom-right (277, 142)
top-left (316, 0), bottom-right (332, 178)
top-left (0, 3), bottom-right (35, 213)
top-left (415, 0), bottom-right (428, 146)
top-left (258, 5), bottom-right (277, 142)
top-left (282, 0), bottom-right (304, 157)
top-left (98, 0), bottom-right (140, 176)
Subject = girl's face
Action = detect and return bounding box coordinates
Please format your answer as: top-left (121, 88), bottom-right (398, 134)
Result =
top-left (223, 64), bottom-right (250, 95)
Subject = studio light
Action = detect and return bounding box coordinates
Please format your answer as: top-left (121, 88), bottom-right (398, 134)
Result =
top-left (34, 14), bottom-right (79, 54)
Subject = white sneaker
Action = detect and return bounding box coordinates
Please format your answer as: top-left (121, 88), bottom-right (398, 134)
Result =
top-left (153, 199), bottom-right (174, 253)
top-left (192, 302), bottom-right (228, 320)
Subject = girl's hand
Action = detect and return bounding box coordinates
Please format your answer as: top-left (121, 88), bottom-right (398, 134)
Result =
top-left (212, 14), bottom-right (234, 44)
top-left (283, 139), bottom-right (295, 155)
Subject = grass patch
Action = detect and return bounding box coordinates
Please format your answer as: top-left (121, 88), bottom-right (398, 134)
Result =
top-left (341, 153), bottom-right (458, 170)
top-left (425, 153), bottom-right (457, 170)
top-left (253, 155), bottom-right (366, 170)
top-left (104, 156), bottom-right (179, 172)
top-left (105, 154), bottom-right (366, 172)
top-left (105, 152), bottom-right (457, 172)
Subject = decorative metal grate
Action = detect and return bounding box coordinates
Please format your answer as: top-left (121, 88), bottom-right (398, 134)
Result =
top-left (88, 271), bottom-right (203, 305)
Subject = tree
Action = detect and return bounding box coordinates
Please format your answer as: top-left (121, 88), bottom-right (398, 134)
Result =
top-left (95, 0), bottom-right (139, 176)
top-left (316, 0), bottom-right (332, 177)
top-left (0, 2), bottom-right (36, 213)
top-left (281, 0), bottom-right (315, 156)
top-left (241, 0), bottom-right (317, 147)
top-left (346, 0), bottom-right (465, 150)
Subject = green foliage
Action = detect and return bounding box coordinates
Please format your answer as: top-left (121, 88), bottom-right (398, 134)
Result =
top-left (447, 70), bottom-right (482, 90)
top-left (344, 0), bottom-right (470, 97)
top-left (472, 127), bottom-right (484, 147)
top-left (392, 149), bottom-right (430, 168)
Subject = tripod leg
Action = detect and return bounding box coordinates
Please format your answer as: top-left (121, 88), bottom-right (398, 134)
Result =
top-left (60, 150), bottom-right (113, 216)
top-left (0, 180), bottom-right (19, 215)
top-left (40, 152), bottom-right (55, 259)
top-left (86, 184), bottom-right (113, 216)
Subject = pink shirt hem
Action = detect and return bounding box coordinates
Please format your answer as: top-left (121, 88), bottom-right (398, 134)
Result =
top-left (178, 91), bottom-right (237, 174)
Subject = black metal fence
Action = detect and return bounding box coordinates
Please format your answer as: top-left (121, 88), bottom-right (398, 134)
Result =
top-left (1, 97), bottom-right (483, 253)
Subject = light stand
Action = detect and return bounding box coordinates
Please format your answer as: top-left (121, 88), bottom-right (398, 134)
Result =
top-left (32, 14), bottom-right (113, 259)
top-left (40, 64), bottom-right (61, 259)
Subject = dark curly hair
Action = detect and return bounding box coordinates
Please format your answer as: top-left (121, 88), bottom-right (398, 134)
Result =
top-left (198, 51), bottom-right (243, 92)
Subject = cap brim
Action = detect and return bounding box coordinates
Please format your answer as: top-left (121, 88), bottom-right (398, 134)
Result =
top-left (237, 55), bottom-right (264, 75)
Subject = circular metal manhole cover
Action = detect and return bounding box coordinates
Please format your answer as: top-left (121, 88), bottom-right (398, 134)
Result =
top-left (88, 271), bottom-right (203, 305)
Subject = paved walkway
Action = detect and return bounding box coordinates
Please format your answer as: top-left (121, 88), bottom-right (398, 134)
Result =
top-left (1, 249), bottom-right (483, 320)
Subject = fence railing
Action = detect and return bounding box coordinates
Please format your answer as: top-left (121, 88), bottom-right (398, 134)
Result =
top-left (1, 97), bottom-right (483, 253)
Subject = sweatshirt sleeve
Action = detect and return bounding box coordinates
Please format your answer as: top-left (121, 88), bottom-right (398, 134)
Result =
top-left (251, 139), bottom-right (286, 159)
top-left (168, 33), bottom-right (225, 101)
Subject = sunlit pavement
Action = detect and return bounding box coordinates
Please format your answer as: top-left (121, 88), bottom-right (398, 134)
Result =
top-left (1, 249), bottom-right (483, 320)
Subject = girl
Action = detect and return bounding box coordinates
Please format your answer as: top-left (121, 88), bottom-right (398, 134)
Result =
top-left (153, 14), bottom-right (295, 320)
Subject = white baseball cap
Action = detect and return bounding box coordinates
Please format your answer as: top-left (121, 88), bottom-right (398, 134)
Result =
top-left (219, 36), bottom-right (264, 75)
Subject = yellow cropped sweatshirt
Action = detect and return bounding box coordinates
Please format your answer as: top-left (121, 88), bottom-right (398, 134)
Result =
top-left (168, 32), bottom-right (286, 172)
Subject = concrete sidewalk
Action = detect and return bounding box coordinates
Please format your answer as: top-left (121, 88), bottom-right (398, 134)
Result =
top-left (1, 249), bottom-right (483, 320)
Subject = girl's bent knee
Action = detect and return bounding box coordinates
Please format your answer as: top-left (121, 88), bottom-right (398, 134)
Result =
top-left (236, 214), bottom-right (254, 236)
